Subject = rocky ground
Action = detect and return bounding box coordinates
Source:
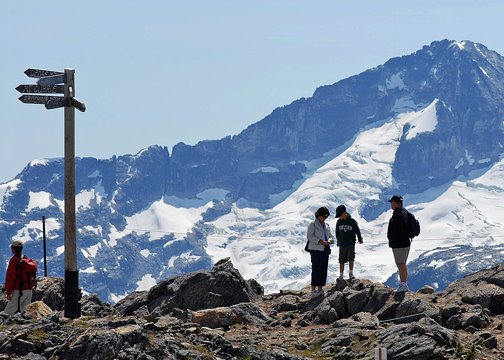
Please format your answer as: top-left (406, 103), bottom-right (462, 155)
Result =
top-left (0, 258), bottom-right (503, 359)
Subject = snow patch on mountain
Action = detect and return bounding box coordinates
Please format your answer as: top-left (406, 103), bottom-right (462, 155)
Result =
top-left (27, 191), bottom-right (52, 211)
top-left (125, 198), bottom-right (212, 241)
top-left (136, 274), bottom-right (156, 291)
top-left (0, 179), bottom-right (22, 211)
top-left (404, 99), bottom-right (438, 140)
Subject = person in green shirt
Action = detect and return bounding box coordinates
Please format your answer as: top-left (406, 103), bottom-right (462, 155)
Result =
top-left (335, 205), bottom-right (363, 280)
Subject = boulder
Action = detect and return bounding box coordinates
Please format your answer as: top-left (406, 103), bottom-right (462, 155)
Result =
top-left (32, 277), bottom-right (67, 311)
top-left (191, 302), bottom-right (271, 328)
top-left (23, 301), bottom-right (53, 320)
top-left (146, 258), bottom-right (251, 317)
top-left (192, 307), bottom-right (239, 328)
top-left (418, 285), bottom-right (435, 294)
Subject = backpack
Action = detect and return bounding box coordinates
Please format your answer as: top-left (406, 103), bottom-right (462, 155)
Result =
top-left (17, 255), bottom-right (38, 290)
top-left (407, 211), bottom-right (420, 238)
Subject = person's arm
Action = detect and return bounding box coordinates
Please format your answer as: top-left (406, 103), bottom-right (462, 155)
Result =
top-left (353, 219), bottom-right (363, 243)
top-left (5, 258), bottom-right (17, 299)
top-left (326, 224), bottom-right (334, 244)
top-left (335, 222), bottom-right (341, 246)
top-left (307, 222), bottom-right (318, 245)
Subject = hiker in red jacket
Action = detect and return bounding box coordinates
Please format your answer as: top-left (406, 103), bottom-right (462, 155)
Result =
top-left (4, 240), bottom-right (34, 315)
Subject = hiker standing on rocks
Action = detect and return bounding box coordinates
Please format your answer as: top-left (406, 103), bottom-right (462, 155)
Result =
top-left (335, 205), bottom-right (363, 281)
top-left (3, 240), bottom-right (36, 315)
top-left (387, 195), bottom-right (411, 292)
top-left (306, 206), bottom-right (334, 297)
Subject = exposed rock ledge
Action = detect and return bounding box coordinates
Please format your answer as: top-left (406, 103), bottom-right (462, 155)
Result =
top-left (0, 258), bottom-right (503, 359)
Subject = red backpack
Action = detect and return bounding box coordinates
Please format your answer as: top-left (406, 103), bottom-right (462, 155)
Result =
top-left (17, 255), bottom-right (38, 290)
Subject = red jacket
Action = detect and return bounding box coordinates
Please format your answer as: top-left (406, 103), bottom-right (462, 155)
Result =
top-left (5, 254), bottom-right (32, 295)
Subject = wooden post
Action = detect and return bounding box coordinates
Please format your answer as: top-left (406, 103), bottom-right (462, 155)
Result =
top-left (63, 68), bottom-right (80, 319)
top-left (42, 216), bottom-right (47, 277)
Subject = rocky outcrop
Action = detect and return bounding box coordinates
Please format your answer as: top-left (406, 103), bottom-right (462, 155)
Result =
top-left (114, 257), bottom-right (262, 319)
top-left (0, 260), bottom-right (504, 359)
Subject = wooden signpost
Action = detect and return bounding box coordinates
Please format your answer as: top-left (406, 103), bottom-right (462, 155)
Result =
top-left (17, 68), bottom-right (85, 319)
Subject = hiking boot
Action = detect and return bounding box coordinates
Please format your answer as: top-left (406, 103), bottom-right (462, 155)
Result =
top-left (396, 283), bottom-right (409, 292)
top-left (349, 273), bottom-right (355, 280)
top-left (337, 275), bottom-right (344, 282)
top-left (311, 290), bottom-right (324, 298)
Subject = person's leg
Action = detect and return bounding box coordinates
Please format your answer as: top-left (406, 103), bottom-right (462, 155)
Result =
top-left (338, 247), bottom-right (348, 280)
top-left (338, 247), bottom-right (345, 279)
top-left (393, 247), bottom-right (410, 291)
top-left (320, 251), bottom-right (329, 287)
top-left (4, 290), bottom-right (20, 315)
top-left (348, 245), bottom-right (356, 279)
top-left (397, 263), bottom-right (408, 282)
top-left (19, 290), bottom-right (33, 313)
top-left (311, 251), bottom-right (323, 292)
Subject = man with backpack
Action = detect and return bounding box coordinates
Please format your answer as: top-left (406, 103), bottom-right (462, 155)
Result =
top-left (3, 239), bottom-right (37, 315)
top-left (387, 195), bottom-right (420, 292)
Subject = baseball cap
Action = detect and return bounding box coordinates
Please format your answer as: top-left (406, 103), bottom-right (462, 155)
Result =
top-left (11, 239), bottom-right (24, 247)
top-left (387, 195), bottom-right (403, 203)
top-left (335, 205), bottom-right (346, 218)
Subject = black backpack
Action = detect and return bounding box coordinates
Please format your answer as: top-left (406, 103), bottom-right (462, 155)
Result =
top-left (407, 211), bottom-right (420, 238)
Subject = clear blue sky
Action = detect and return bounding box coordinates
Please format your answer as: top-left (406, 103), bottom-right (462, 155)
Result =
top-left (1, 1), bottom-right (503, 183)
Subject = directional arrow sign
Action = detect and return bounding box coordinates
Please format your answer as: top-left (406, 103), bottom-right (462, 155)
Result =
top-left (16, 84), bottom-right (65, 94)
top-left (18, 95), bottom-right (59, 104)
top-left (70, 98), bottom-right (86, 112)
top-left (37, 74), bottom-right (66, 86)
top-left (44, 97), bottom-right (86, 112)
top-left (24, 68), bottom-right (64, 78)
top-left (45, 97), bottom-right (68, 109)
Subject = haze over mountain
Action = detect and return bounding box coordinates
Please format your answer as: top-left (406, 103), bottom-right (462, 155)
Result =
top-left (1, 39), bottom-right (504, 302)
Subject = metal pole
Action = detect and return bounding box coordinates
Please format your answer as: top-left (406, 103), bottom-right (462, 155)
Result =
top-left (63, 68), bottom-right (80, 318)
top-left (42, 216), bottom-right (47, 277)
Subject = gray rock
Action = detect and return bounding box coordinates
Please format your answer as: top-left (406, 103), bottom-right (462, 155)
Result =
top-left (326, 291), bottom-right (346, 317)
top-left (345, 288), bottom-right (371, 315)
top-left (147, 258), bottom-right (251, 317)
top-left (273, 294), bottom-right (301, 313)
top-left (439, 304), bottom-right (461, 320)
top-left (477, 331), bottom-right (497, 349)
top-left (361, 286), bottom-right (392, 314)
top-left (418, 285), bottom-right (435, 294)
top-left (230, 302), bottom-right (271, 325)
top-left (378, 323), bottom-right (453, 359)
top-left (32, 277), bottom-right (66, 311)
top-left (113, 291), bottom-right (148, 317)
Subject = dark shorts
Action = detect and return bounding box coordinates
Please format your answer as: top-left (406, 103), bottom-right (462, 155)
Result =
top-left (338, 244), bottom-right (355, 264)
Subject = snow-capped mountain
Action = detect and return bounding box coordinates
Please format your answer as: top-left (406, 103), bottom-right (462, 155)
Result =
top-left (1, 39), bottom-right (504, 301)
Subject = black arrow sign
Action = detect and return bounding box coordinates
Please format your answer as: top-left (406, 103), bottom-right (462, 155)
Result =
top-left (18, 95), bottom-right (59, 104)
top-left (44, 97), bottom-right (86, 112)
top-left (16, 84), bottom-right (65, 94)
top-left (70, 98), bottom-right (86, 112)
top-left (24, 68), bottom-right (64, 78)
top-left (45, 97), bottom-right (68, 109)
top-left (37, 74), bottom-right (66, 86)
